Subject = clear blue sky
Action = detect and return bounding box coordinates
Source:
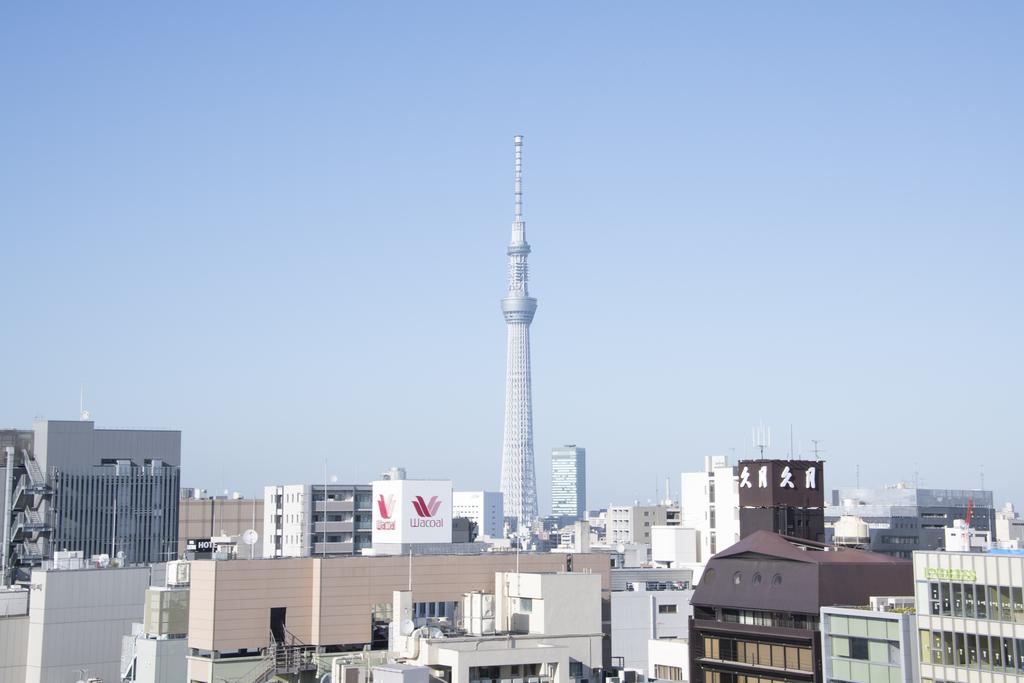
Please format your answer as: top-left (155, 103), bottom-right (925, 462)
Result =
top-left (2, 3), bottom-right (1021, 511)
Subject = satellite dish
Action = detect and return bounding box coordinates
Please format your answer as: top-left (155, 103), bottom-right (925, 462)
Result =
top-left (242, 529), bottom-right (259, 546)
top-left (116, 551), bottom-right (125, 559)
top-left (400, 619), bottom-right (415, 636)
top-left (616, 543), bottom-right (626, 554)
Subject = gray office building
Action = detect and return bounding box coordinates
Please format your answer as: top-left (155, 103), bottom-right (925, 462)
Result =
top-left (2, 420), bottom-right (180, 580)
top-left (826, 484), bottom-right (994, 558)
top-left (551, 444), bottom-right (586, 521)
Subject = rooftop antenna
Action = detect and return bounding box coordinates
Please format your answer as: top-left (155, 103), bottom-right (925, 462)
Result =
top-left (753, 422), bottom-right (771, 459)
top-left (856, 464), bottom-right (860, 489)
top-left (514, 134), bottom-right (524, 222)
top-left (810, 440), bottom-right (824, 461)
top-left (79, 386), bottom-right (91, 421)
top-left (980, 464), bottom-right (985, 492)
top-left (789, 424), bottom-right (795, 459)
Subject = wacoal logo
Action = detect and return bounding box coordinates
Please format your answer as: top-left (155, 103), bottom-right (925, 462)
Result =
top-left (411, 495), bottom-right (442, 518)
top-left (377, 494), bottom-right (396, 519)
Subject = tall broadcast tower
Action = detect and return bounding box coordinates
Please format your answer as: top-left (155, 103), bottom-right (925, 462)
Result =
top-left (500, 135), bottom-right (538, 532)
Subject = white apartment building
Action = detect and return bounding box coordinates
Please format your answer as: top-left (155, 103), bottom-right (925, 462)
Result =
top-left (680, 455), bottom-right (740, 563)
top-left (453, 491), bottom-right (504, 539)
top-left (609, 504), bottom-right (669, 546)
top-left (997, 504), bottom-right (1024, 548)
top-left (262, 483), bottom-right (373, 557)
top-left (914, 549), bottom-right (1024, 683)
top-left (611, 582), bottom-right (694, 675)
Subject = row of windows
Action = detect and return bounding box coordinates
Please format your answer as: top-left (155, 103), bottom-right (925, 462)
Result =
top-left (920, 630), bottom-right (1024, 672)
top-left (879, 536), bottom-right (918, 545)
top-left (721, 609), bottom-right (819, 631)
top-left (829, 658), bottom-right (903, 683)
top-left (655, 665), bottom-right (684, 681)
top-left (703, 636), bottom-right (814, 672)
top-left (928, 581), bottom-right (1024, 622)
top-left (827, 615), bottom-right (902, 641)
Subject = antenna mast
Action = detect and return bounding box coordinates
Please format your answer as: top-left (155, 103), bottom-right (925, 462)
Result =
top-left (810, 440), bottom-right (824, 461)
top-left (753, 422), bottom-right (771, 459)
top-left (514, 135), bottom-right (523, 223)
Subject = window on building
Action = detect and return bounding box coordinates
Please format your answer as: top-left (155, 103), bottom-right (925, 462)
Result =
top-left (569, 661), bottom-right (583, 678)
top-left (849, 637), bottom-right (869, 660)
top-left (518, 597), bottom-right (533, 613)
top-left (659, 604), bottom-right (678, 614)
top-left (654, 666), bottom-right (684, 681)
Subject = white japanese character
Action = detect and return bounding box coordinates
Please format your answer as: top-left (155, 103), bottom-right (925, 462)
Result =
top-left (739, 467), bottom-right (752, 488)
top-left (758, 465), bottom-right (768, 488)
top-left (780, 466), bottom-right (795, 488)
top-left (805, 466), bottom-right (817, 489)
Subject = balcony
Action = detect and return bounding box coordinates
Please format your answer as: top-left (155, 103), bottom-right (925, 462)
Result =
top-left (314, 500), bottom-right (354, 513)
top-left (313, 521), bottom-right (354, 534)
top-left (311, 541), bottom-right (354, 555)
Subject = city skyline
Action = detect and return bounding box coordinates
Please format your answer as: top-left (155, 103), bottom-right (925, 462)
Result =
top-left (1, 4), bottom-right (1020, 511)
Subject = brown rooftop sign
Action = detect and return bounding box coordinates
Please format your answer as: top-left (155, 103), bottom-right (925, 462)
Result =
top-left (737, 459), bottom-right (825, 509)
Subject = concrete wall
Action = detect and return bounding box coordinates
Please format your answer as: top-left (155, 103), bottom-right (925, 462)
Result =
top-left (188, 553), bottom-right (610, 653)
top-left (134, 637), bottom-right (187, 683)
top-left (0, 614), bottom-right (28, 683)
top-left (25, 566), bottom-right (153, 683)
top-left (611, 590), bottom-right (692, 674)
top-left (652, 526), bottom-right (699, 566)
top-left (34, 420), bottom-right (181, 472)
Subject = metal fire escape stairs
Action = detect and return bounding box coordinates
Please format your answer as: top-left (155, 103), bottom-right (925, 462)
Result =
top-left (9, 448), bottom-right (53, 565)
top-left (234, 628), bottom-right (318, 683)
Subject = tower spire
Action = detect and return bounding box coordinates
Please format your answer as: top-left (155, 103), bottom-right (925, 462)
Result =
top-left (514, 135), bottom-right (523, 221)
top-left (500, 134), bottom-right (539, 532)
top-left (512, 134), bottom-right (525, 244)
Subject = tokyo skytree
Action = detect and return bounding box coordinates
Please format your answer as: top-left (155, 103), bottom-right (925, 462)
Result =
top-left (500, 135), bottom-right (538, 532)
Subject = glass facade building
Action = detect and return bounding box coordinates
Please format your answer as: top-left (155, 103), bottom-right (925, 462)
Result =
top-left (551, 445), bottom-right (586, 520)
top-left (914, 549), bottom-right (1024, 683)
top-left (821, 607), bottom-right (918, 683)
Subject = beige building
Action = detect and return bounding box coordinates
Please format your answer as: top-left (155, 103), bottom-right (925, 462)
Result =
top-left (177, 495), bottom-right (263, 557)
top-left (186, 552), bottom-right (611, 682)
top-left (608, 504), bottom-right (669, 547)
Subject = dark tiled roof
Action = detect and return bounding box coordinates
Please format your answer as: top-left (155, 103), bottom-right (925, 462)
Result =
top-left (691, 531), bottom-right (912, 613)
top-left (713, 530), bottom-right (909, 565)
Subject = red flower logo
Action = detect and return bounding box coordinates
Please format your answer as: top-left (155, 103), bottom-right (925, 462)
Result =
top-left (376, 493), bottom-right (396, 519)
top-left (411, 495), bottom-right (442, 518)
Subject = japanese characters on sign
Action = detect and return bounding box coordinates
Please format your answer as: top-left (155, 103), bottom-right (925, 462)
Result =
top-left (736, 460), bottom-right (825, 509)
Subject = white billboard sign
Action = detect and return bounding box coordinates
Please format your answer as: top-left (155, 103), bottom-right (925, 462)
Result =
top-left (372, 479), bottom-right (453, 545)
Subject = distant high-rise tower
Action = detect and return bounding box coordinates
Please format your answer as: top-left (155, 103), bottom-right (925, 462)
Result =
top-left (500, 135), bottom-right (538, 531)
top-left (551, 445), bottom-right (586, 520)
